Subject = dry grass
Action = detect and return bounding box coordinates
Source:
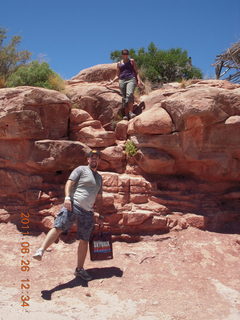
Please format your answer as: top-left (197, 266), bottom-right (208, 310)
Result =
top-left (0, 77), bottom-right (6, 88)
top-left (134, 79), bottom-right (153, 100)
top-left (48, 74), bottom-right (65, 92)
top-left (180, 79), bottom-right (195, 88)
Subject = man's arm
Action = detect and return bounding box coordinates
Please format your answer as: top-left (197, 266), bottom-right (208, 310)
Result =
top-left (94, 192), bottom-right (103, 209)
top-left (93, 191), bottom-right (104, 224)
top-left (63, 179), bottom-right (76, 211)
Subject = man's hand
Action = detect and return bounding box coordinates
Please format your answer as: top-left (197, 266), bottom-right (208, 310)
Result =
top-left (64, 180), bottom-right (75, 211)
top-left (64, 199), bottom-right (72, 211)
top-left (94, 212), bottom-right (104, 226)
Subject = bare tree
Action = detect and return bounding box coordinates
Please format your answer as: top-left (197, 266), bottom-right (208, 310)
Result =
top-left (214, 41), bottom-right (240, 83)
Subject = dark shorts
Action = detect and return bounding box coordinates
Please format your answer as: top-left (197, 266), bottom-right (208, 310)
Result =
top-left (54, 204), bottom-right (94, 241)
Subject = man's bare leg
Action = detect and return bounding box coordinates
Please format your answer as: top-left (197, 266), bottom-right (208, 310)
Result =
top-left (33, 227), bottom-right (62, 260)
top-left (77, 239), bottom-right (88, 269)
top-left (41, 227), bottom-right (63, 251)
top-left (75, 239), bottom-right (92, 280)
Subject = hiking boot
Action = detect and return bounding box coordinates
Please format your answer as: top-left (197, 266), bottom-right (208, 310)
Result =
top-left (33, 248), bottom-right (44, 261)
top-left (129, 112), bottom-right (136, 119)
top-left (74, 268), bottom-right (92, 281)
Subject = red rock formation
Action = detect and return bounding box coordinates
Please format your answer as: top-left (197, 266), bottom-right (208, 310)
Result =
top-left (70, 63), bottom-right (117, 82)
top-left (69, 108), bottom-right (116, 147)
top-left (0, 66), bottom-right (240, 236)
top-left (66, 82), bottom-right (122, 126)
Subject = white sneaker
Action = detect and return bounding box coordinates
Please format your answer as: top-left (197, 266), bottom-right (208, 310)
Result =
top-left (33, 248), bottom-right (44, 261)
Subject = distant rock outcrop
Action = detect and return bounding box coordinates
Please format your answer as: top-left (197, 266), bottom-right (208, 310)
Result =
top-left (71, 63), bottom-right (117, 83)
top-left (0, 64), bottom-right (240, 236)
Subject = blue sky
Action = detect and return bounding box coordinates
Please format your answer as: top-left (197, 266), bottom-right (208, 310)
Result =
top-left (1, 0), bottom-right (239, 80)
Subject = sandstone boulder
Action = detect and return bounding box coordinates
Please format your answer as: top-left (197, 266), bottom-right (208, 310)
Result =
top-left (128, 103), bottom-right (174, 135)
top-left (131, 133), bottom-right (182, 158)
top-left (69, 108), bottom-right (116, 147)
top-left (27, 140), bottom-right (91, 172)
top-left (140, 84), bottom-right (186, 110)
top-left (66, 83), bottom-right (122, 126)
top-left (73, 126), bottom-right (116, 147)
top-left (187, 79), bottom-right (240, 90)
top-left (98, 145), bottom-right (126, 173)
top-left (0, 140), bottom-right (35, 171)
top-left (134, 148), bottom-right (176, 175)
top-left (128, 83), bottom-right (240, 181)
top-left (0, 87), bottom-right (71, 140)
top-left (0, 110), bottom-right (45, 140)
top-left (71, 63), bottom-right (117, 82)
top-left (162, 87), bottom-right (229, 131)
top-left (70, 108), bottom-right (92, 124)
top-left (115, 120), bottom-right (128, 140)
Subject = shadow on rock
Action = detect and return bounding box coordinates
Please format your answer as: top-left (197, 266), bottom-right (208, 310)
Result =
top-left (41, 266), bottom-right (123, 300)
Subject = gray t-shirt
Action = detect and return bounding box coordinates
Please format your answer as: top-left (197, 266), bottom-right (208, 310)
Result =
top-left (68, 165), bottom-right (102, 211)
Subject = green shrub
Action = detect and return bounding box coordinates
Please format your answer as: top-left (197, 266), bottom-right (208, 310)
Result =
top-left (110, 42), bottom-right (203, 84)
top-left (0, 28), bottom-right (31, 83)
top-left (124, 140), bottom-right (138, 157)
top-left (6, 61), bottom-right (65, 91)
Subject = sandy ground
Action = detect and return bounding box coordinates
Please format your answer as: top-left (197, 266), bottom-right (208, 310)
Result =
top-left (0, 223), bottom-right (240, 320)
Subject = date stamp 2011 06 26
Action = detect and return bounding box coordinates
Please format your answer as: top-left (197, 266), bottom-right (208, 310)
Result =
top-left (20, 212), bottom-right (31, 307)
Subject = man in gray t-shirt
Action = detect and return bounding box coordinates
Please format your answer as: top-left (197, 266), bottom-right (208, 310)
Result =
top-left (33, 150), bottom-right (104, 281)
top-left (68, 165), bottom-right (102, 212)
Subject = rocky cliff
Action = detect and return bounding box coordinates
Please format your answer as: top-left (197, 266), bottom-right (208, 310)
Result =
top-left (0, 64), bottom-right (240, 235)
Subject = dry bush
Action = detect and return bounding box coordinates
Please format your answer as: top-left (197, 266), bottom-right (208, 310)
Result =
top-left (48, 74), bottom-right (65, 92)
top-left (0, 77), bottom-right (6, 88)
top-left (180, 79), bottom-right (194, 88)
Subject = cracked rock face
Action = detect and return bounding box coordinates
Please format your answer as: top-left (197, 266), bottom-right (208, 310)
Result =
top-left (0, 70), bottom-right (240, 234)
top-left (131, 83), bottom-right (240, 182)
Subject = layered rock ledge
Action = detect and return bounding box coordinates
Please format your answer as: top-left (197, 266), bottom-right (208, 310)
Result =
top-left (0, 65), bottom-right (240, 236)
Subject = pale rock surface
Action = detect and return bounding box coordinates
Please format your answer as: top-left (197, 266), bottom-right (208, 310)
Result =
top-left (1, 224), bottom-right (240, 320)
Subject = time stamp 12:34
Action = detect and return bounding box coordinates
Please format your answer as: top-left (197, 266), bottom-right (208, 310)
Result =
top-left (20, 211), bottom-right (31, 307)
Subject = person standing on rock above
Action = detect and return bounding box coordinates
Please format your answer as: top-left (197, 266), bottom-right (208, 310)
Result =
top-left (109, 49), bottom-right (144, 120)
top-left (33, 150), bottom-right (104, 281)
